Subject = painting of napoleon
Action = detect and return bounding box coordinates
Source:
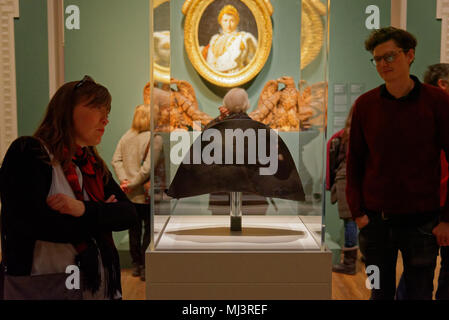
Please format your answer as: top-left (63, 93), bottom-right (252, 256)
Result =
top-left (198, 0), bottom-right (259, 74)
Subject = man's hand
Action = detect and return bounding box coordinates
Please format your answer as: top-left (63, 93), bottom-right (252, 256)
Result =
top-left (432, 221), bottom-right (449, 246)
top-left (355, 214), bottom-right (370, 229)
top-left (47, 194), bottom-right (85, 217)
top-left (105, 195), bottom-right (118, 203)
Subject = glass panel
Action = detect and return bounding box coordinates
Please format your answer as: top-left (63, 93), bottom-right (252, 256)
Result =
top-left (150, 0), bottom-right (328, 252)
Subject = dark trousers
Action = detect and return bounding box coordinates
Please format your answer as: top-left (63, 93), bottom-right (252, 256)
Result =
top-left (129, 203), bottom-right (151, 267)
top-left (359, 211), bottom-right (439, 300)
top-left (397, 245), bottom-right (449, 300)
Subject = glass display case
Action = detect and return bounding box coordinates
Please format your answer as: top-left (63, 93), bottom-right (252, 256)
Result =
top-left (146, 0), bottom-right (331, 300)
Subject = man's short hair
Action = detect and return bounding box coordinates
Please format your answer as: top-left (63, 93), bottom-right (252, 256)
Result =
top-left (423, 63), bottom-right (449, 86)
top-left (365, 27), bottom-right (417, 53)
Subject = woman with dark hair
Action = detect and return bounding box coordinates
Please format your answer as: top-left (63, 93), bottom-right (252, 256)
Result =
top-left (0, 76), bottom-right (137, 300)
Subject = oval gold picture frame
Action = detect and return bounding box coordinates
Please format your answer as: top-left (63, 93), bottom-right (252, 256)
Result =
top-left (183, 0), bottom-right (273, 87)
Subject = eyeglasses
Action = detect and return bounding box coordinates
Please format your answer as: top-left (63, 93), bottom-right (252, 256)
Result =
top-left (370, 50), bottom-right (405, 66)
top-left (74, 75), bottom-right (95, 90)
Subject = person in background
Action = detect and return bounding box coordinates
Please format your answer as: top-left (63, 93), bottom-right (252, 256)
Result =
top-left (112, 104), bottom-right (163, 281)
top-left (346, 27), bottom-right (449, 299)
top-left (424, 63), bottom-right (449, 300)
top-left (205, 88), bottom-right (270, 215)
top-left (396, 63), bottom-right (449, 300)
top-left (0, 76), bottom-right (137, 300)
top-left (326, 106), bottom-right (358, 275)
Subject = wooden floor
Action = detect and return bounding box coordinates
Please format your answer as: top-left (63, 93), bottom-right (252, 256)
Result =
top-left (121, 269), bottom-right (147, 300)
top-left (121, 250), bottom-right (442, 300)
top-left (0, 246), bottom-right (441, 300)
top-left (331, 250), bottom-right (442, 300)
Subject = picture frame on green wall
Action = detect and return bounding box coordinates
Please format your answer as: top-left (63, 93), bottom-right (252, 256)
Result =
top-left (182, 0), bottom-right (273, 87)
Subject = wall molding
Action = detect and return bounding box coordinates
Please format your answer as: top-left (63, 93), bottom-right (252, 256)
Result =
top-left (0, 0), bottom-right (19, 164)
top-left (437, 0), bottom-right (449, 62)
top-left (47, 0), bottom-right (64, 98)
top-left (391, 0), bottom-right (407, 29)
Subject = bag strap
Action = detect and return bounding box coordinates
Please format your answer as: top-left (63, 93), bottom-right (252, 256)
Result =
top-left (142, 133), bottom-right (162, 164)
top-left (142, 139), bottom-right (150, 164)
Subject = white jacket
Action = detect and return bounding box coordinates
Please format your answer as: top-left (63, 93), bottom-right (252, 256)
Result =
top-left (205, 31), bottom-right (257, 73)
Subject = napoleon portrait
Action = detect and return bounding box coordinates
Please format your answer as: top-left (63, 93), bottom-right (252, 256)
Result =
top-left (198, 1), bottom-right (259, 74)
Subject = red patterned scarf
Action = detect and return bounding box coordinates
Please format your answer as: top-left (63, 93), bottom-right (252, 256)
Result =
top-left (62, 145), bottom-right (120, 299)
top-left (64, 146), bottom-right (104, 202)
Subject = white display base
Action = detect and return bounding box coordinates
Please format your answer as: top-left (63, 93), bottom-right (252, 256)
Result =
top-left (146, 215), bottom-right (332, 300)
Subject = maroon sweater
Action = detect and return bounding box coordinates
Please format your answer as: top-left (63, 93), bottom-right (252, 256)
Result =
top-left (346, 75), bottom-right (449, 222)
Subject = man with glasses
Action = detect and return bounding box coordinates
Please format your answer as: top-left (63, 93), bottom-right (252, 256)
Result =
top-left (346, 27), bottom-right (449, 299)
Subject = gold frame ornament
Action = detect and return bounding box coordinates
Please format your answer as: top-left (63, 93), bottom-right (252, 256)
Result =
top-left (301, 0), bottom-right (326, 70)
top-left (183, 0), bottom-right (273, 87)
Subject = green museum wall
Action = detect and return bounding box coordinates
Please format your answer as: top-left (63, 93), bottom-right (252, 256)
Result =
top-left (407, 0), bottom-right (441, 81)
top-left (14, 0), bottom-right (49, 136)
top-left (63, 0), bottom-right (150, 170)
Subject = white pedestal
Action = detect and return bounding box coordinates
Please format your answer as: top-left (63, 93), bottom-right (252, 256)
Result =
top-left (146, 215), bottom-right (332, 300)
